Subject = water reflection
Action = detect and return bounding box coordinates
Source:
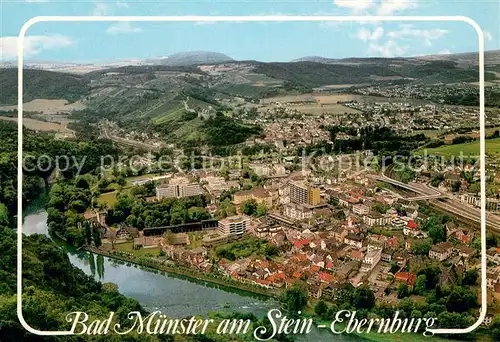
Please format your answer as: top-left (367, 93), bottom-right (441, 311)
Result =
top-left (22, 199), bottom-right (350, 341)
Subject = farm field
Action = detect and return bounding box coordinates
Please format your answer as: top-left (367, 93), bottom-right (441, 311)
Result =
top-left (0, 99), bottom-right (85, 114)
top-left (419, 137), bottom-right (500, 158)
top-left (113, 241), bottom-right (162, 257)
top-left (259, 92), bottom-right (429, 106)
top-left (258, 102), bottom-right (360, 115)
top-left (0, 116), bottom-right (65, 131)
top-left (318, 83), bottom-right (370, 89)
top-left (293, 103), bottom-right (361, 115)
top-left (96, 191), bottom-right (119, 207)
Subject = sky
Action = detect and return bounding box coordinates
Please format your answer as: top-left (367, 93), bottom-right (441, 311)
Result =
top-left (0, 0), bottom-right (499, 63)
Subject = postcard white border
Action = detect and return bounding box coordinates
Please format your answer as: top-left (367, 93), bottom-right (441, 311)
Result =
top-left (17, 15), bottom-right (486, 336)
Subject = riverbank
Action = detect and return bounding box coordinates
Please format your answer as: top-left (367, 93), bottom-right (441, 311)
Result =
top-left (87, 248), bottom-right (465, 342)
top-left (86, 246), bottom-right (281, 299)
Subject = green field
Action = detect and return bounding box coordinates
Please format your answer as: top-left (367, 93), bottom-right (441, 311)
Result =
top-left (151, 103), bottom-right (186, 125)
top-left (419, 138), bottom-right (500, 158)
top-left (97, 191), bottom-right (118, 207)
top-left (114, 241), bottom-right (162, 257)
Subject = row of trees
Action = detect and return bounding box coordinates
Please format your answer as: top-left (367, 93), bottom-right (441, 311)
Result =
top-left (107, 194), bottom-right (210, 228)
top-left (241, 199), bottom-right (267, 217)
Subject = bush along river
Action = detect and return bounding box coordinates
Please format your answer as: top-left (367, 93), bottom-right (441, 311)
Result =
top-left (21, 195), bottom-right (352, 342)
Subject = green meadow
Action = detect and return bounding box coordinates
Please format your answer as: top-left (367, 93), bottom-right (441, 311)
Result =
top-left (418, 138), bottom-right (500, 158)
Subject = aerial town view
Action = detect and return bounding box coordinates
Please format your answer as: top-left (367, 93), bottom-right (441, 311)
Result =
top-left (2, 2), bottom-right (500, 341)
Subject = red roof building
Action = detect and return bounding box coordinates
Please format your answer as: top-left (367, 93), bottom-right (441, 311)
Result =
top-left (294, 239), bottom-right (310, 249)
top-left (407, 220), bottom-right (418, 230)
top-left (319, 272), bottom-right (334, 283)
top-left (395, 272), bottom-right (417, 287)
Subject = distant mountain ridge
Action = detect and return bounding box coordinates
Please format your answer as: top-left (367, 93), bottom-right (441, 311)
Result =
top-left (291, 56), bottom-right (341, 64)
top-left (0, 51), bottom-right (235, 73)
top-left (155, 51), bottom-right (234, 66)
top-left (293, 50), bottom-right (500, 67)
top-left (2, 50), bottom-right (499, 74)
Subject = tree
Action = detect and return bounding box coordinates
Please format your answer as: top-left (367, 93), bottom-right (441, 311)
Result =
top-left (333, 210), bottom-right (346, 221)
top-left (445, 287), bottom-right (478, 313)
top-left (219, 190), bottom-right (232, 202)
top-left (215, 199), bottom-right (236, 219)
top-left (414, 274), bottom-right (427, 295)
top-left (397, 284), bottom-right (411, 299)
top-left (490, 316), bottom-right (500, 341)
top-left (390, 261), bottom-right (399, 274)
top-left (417, 266), bottom-right (441, 290)
top-left (92, 225), bottom-right (102, 249)
top-left (125, 214), bottom-right (137, 227)
top-left (75, 177), bottom-right (90, 189)
top-left (314, 300), bottom-right (329, 320)
top-left (83, 221), bottom-right (92, 246)
top-left (0, 203), bottom-right (9, 227)
top-left (255, 204), bottom-right (267, 217)
top-left (69, 200), bottom-right (86, 213)
top-left (241, 199), bottom-right (258, 216)
top-left (279, 283), bottom-right (308, 314)
top-left (486, 233), bottom-right (498, 248)
top-left (375, 203), bottom-right (390, 214)
top-left (428, 225), bottom-right (445, 243)
top-left (328, 197), bottom-right (339, 206)
top-left (461, 269), bottom-right (478, 286)
top-left (352, 286), bottom-right (375, 310)
top-left (116, 176), bottom-right (126, 187)
top-left (451, 181), bottom-right (461, 193)
top-left (187, 207), bottom-right (210, 222)
top-left (411, 239), bottom-right (432, 255)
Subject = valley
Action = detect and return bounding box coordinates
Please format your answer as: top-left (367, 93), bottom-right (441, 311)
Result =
top-left (3, 49), bottom-right (500, 341)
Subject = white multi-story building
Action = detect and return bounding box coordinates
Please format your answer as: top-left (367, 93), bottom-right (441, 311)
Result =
top-left (283, 202), bottom-right (313, 221)
top-left (352, 204), bottom-right (369, 216)
top-left (364, 249), bottom-right (382, 266)
top-left (218, 215), bottom-right (249, 237)
top-left (179, 184), bottom-right (204, 198)
top-left (361, 249), bottom-right (382, 272)
top-left (204, 176), bottom-right (240, 193)
top-left (429, 242), bottom-right (454, 261)
top-left (156, 184), bottom-right (204, 200)
top-left (363, 212), bottom-right (391, 227)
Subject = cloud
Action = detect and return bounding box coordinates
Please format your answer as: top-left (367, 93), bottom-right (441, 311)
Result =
top-left (333, 0), bottom-right (375, 12)
top-left (24, 0), bottom-right (50, 2)
top-left (116, 1), bottom-right (129, 8)
top-left (357, 26), bottom-right (384, 41)
top-left (106, 22), bottom-right (142, 35)
top-left (387, 24), bottom-right (448, 41)
top-left (377, 0), bottom-right (418, 15)
top-left (92, 3), bottom-right (109, 16)
top-left (484, 30), bottom-right (493, 42)
top-left (368, 40), bottom-right (407, 57)
top-left (0, 35), bottom-right (74, 61)
top-left (335, 0), bottom-right (418, 15)
top-left (438, 49), bottom-right (451, 55)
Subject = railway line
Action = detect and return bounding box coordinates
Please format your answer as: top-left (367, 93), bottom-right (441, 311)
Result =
top-left (371, 173), bottom-right (500, 235)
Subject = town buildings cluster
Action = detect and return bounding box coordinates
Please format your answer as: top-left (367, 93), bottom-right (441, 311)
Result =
top-left (128, 163), bottom-right (500, 310)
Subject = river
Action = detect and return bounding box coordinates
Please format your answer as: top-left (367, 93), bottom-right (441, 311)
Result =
top-left (21, 197), bottom-right (357, 341)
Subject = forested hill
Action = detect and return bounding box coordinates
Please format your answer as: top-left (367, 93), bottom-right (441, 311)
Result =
top-left (254, 59), bottom-right (498, 87)
top-left (0, 69), bottom-right (90, 105)
top-left (0, 121), bottom-right (119, 218)
top-left (0, 227), bottom-right (148, 341)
